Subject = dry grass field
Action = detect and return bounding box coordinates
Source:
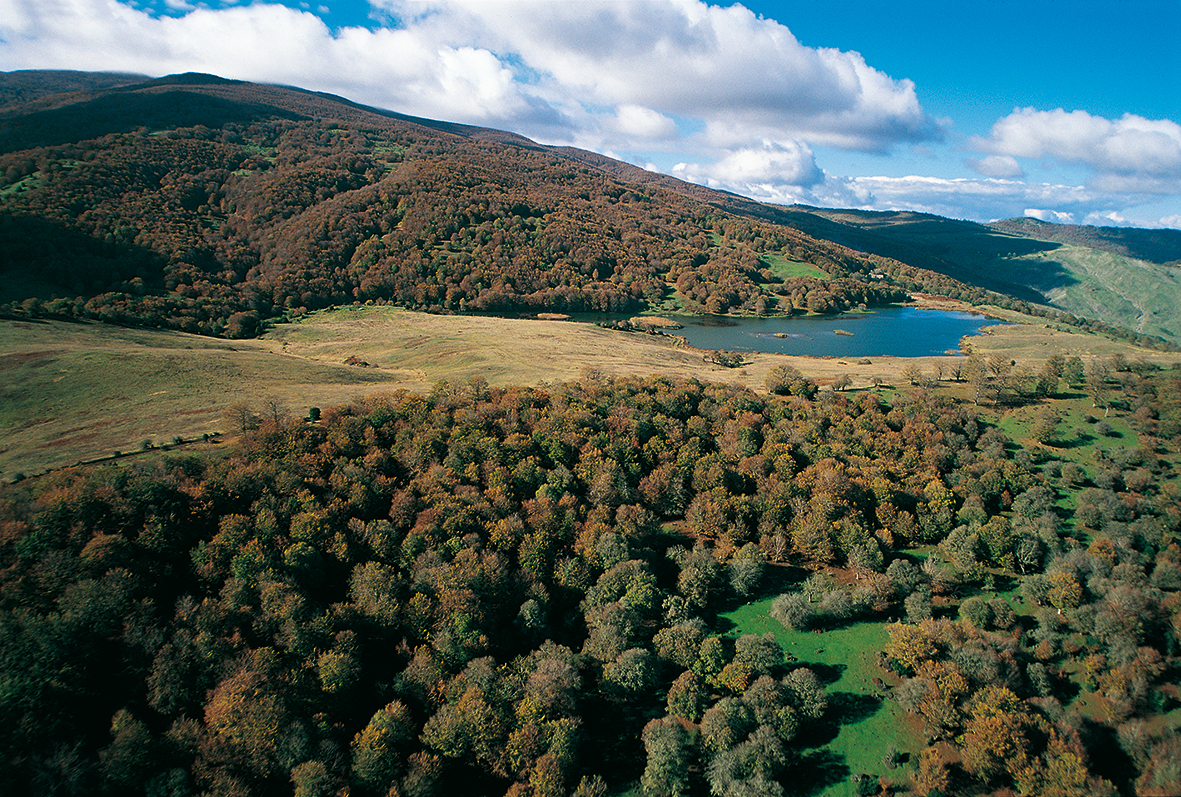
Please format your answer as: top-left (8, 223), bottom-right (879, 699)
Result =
top-left (2, 300), bottom-right (1176, 479)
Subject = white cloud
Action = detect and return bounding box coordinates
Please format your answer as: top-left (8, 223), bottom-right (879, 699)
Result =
top-left (972, 107), bottom-right (1181, 193)
top-left (0, 0), bottom-right (937, 153)
top-left (1, 0), bottom-right (1177, 227)
top-left (755, 174), bottom-right (1112, 224)
top-left (380, 0), bottom-right (937, 150)
top-left (1025, 208), bottom-right (1076, 224)
top-left (672, 140), bottom-right (823, 197)
top-left (967, 154), bottom-right (1023, 179)
top-left (0, 0), bottom-right (547, 127)
top-left (611, 105), bottom-right (678, 140)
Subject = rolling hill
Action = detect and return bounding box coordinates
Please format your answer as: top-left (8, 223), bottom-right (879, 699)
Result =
top-left (775, 206), bottom-right (1181, 343)
top-left (1, 70), bottom-right (1179, 347)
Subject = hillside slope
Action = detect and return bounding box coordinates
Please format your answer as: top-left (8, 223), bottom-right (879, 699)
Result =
top-left (1, 71), bottom-right (1178, 347)
top-left (0, 71), bottom-right (916, 337)
top-left (778, 206), bottom-right (1181, 343)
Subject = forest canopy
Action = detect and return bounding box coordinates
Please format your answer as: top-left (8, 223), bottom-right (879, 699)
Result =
top-left (3, 366), bottom-right (1179, 796)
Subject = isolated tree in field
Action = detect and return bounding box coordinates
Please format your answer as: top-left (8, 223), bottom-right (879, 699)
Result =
top-left (1087, 359), bottom-right (1115, 415)
top-left (770, 593), bottom-right (813, 631)
top-left (782, 668), bottom-right (827, 722)
top-left (964, 354), bottom-right (989, 405)
top-left (1062, 355), bottom-right (1085, 387)
top-left (901, 363), bottom-right (924, 386)
top-left (223, 400), bottom-right (258, 435)
top-left (734, 633), bottom-right (782, 676)
top-left (1036, 354), bottom-right (1065, 396)
top-left (729, 543), bottom-right (766, 598)
top-left (1030, 408), bottom-right (1062, 446)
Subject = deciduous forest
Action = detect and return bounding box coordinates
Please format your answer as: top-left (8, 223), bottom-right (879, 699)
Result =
top-left (3, 362), bottom-right (1180, 796)
top-left (3, 75), bottom-right (1172, 350)
top-left (3, 71), bottom-right (1181, 797)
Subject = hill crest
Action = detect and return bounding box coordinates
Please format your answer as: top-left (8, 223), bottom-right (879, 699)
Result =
top-left (0, 70), bottom-right (1178, 347)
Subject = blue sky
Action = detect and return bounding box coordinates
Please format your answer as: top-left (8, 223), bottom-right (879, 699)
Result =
top-left (3, 0), bottom-right (1179, 227)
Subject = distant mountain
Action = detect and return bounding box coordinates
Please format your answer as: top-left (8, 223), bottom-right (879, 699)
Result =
top-left (774, 206), bottom-right (1181, 344)
top-left (1, 70), bottom-right (1177, 347)
top-left (992, 217), bottom-right (1181, 266)
top-left (0, 69), bottom-right (148, 113)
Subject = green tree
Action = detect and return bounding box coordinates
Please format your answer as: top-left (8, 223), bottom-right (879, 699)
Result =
top-left (352, 700), bottom-right (416, 789)
top-left (706, 724), bottom-right (787, 797)
top-left (641, 717), bottom-right (692, 797)
top-left (667, 670), bottom-right (706, 722)
top-left (701, 697), bottom-right (757, 754)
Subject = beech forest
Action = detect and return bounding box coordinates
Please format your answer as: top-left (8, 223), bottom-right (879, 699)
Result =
top-left (3, 364), bottom-right (1181, 797)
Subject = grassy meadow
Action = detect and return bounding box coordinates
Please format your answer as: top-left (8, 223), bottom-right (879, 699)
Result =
top-left (2, 300), bottom-right (1177, 480)
top-left (722, 597), bottom-right (920, 797)
top-left (1020, 244), bottom-right (1181, 342)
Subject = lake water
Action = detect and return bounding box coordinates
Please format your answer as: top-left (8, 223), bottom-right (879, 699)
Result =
top-left (666, 306), bottom-right (1002, 357)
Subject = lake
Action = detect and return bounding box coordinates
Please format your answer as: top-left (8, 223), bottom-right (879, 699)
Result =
top-left (663, 306), bottom-right (1002, 357)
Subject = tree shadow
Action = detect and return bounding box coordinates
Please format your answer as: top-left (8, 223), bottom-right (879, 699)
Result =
top-left (787, 748), bottom-right (850, 797)
top-left (1057, 432), bottom-right (1096, 450)
top-left (713, 616), bottom-right (737, 634)
top-left (804, 693), bottom-right (884, 748)
top-left (803, 662), bottom-right (846, 686)
top-left (827, 692), bottom-right (883, 726)
top-left (1081, 720), bottom-right (1137, 793)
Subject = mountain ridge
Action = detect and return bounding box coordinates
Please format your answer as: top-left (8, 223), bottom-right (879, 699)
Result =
top-left (1, 70), bottom-right (1178, 346)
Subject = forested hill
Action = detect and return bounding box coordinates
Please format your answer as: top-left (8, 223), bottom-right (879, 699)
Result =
top-left (0, 70), bottom-right (923, 338)
top-left (1, 70), bottom-right (1176, 347)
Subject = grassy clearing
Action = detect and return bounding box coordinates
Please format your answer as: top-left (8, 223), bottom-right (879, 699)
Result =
top-left (722, 597), bottom-right (921, 797)
top-left (761, 252), bottom-right (830, 280)
top-left (0, 318), bottom-right (404, 479)
top-left (3, 299), bottom-right (1175, 479)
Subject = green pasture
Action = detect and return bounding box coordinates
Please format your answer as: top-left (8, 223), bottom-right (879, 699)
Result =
top-left (1011, 244), bottom-right (1181, 343)
top-left (761, 252), bottom-right (830, 280)
top-left (722, 597), bottom-right (920, 797)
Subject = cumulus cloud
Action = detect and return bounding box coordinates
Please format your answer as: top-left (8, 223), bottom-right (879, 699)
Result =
top-left (396, 0), bottom-right (936, 149)
top-left (972, 107), bottom-right (1181, 193)
top-left (967, 154), bottom-right (1023, 179)
top-left (611, 105), bottom-right (679, 141)
top-left (773, 174), bottom-right (1115, 224)
top-left (0, 0), bottom-right (552, 128)
top-left (0, 0), bottom-right (937, 153)
top-left (2, 0), bottom-right (1177, 226)
top-left (1025, 208), bottom-right (1076, 224)
top-left (673, 140), bottom-right (823, 195)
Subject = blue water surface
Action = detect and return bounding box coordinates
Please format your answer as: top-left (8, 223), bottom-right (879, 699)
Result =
top-left (669, 306), bottom-right (1003, 357)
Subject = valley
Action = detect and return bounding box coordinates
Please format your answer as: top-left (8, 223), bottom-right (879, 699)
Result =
top-left (2, 70), bottom-right (1181, 797)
